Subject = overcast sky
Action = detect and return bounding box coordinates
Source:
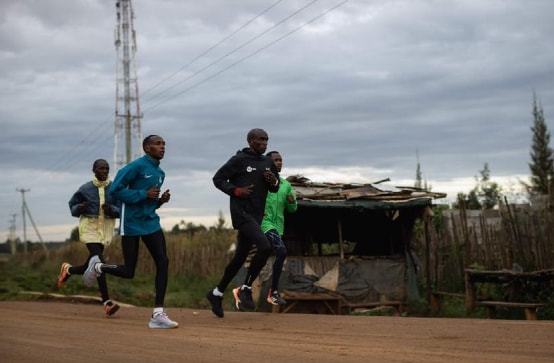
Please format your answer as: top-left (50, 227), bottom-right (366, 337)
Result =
top-left (1, 0), bottom-right (553, 242)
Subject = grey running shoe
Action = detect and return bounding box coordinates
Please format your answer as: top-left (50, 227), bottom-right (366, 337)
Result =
top-left (233, 286), bottom-right (255, 311)
top-left (267, 290), bottom-right (287, 306)
top-left (206, 291), bottom-right (224, 318)
top-left (82, 255), bottom-right (101, 287)
top-left (148, 312), bottom-right (179, 329)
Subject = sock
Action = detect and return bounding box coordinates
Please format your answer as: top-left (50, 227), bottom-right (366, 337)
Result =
top-left (212, 287), bottom-right (223, 297)
top-left (153, 307), bottom-right (164, 317)
top-left (241, 284), bottom-right (251, 290)
top-left (103, 300), bottom-right (113, 306)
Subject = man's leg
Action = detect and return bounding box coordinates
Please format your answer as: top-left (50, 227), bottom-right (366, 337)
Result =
top-left (86, 243), bottom-right (120, 317)
top-left (233, 222), bottom-right (272, 311)
top-left (57, 248), bottom-right (89, 288)
top-left (141, 230), bottom-right (169, 308)
top-left (142, 230), bottom-right (178, 329)
top-left (99, 236), bottom-right (140, 278)
top-left (243, 223), bottom-right (272, 287)
top-left (206, 227), bottom-right (253, 318)
top-left (217, 229), bottom-right (253, 292)
top-left (265, 230), bottom-right (288, 306)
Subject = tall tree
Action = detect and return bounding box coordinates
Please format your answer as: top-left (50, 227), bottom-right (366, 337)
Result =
top-left (529, 93), bottom-right (554, 194)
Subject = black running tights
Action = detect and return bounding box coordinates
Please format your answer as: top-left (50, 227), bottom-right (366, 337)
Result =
top-left (101, 229), bottom-right (169, 307)
top-left (217, 221), bottom-right (272, 292)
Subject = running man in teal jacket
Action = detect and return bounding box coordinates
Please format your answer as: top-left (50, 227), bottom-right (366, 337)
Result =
top-left (83, 135), bottom-right (178, 329)
top-left (261, 151), bottom-right (297, 305)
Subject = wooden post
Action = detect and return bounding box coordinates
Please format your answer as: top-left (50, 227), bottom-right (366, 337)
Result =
top-left (464, 270), bottom-right (476, 312)
top-left (424, 217), bottom-right (432, 305)
top-left (337, 219), bottom-right (344, 259)
top-left (524, 307), bottom-right (538, 320)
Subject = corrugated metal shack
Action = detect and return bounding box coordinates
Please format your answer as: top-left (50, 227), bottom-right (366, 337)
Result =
top-left (257, 175), bottom-right (446, 314)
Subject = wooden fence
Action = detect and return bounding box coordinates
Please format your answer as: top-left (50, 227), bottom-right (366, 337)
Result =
top-left (422, 200), bottom-right (554, 293)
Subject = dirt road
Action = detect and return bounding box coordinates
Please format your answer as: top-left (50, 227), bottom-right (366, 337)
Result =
top-left (1, 301), bottom-right (553, 363)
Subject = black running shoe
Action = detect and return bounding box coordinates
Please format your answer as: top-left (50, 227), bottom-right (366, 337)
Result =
top-left (239, 286), bottom-right (255, 311)
top-left (267, 290), bottom-right (287, 306)
top-left (206, 291), bottom-right (224, 318)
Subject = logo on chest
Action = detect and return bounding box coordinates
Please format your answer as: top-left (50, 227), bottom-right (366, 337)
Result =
top-left (246, 166), bottom-right (257, 173)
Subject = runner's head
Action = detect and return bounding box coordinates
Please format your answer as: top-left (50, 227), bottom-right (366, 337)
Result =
top-left (247, 128), bottom-right (268, 155)
top-left (266, 151), bottom-right (282, 172)
top-left (143, 135), bottom-right (165, 160)
top-left (92, 159), bottom-right (109, 181)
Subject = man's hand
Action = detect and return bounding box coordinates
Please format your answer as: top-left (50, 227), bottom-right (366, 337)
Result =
top-left (78, 202), bottom-right (88, 212)
top-left (234, 185), bottom-right (254, 198)
top-left (160, 189), bottom-right (171, 204)
top-left (101, 204), bottom-right (109, 214)
top-left (147, 186), bottom-right (161, 200)
top-left (287, 193), bottom-right (296, 204)
top-left (263, 171), bottom-right (277, 186)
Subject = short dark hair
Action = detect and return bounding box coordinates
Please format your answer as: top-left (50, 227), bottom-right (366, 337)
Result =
top-left (247, 128), bottom-right (267, 142)
top-left (92, 159), bottom-right (108, 169)
top-left (266, 151), bottom-right (280, 157)
top-left (142, 134), bottom-right (160, 149)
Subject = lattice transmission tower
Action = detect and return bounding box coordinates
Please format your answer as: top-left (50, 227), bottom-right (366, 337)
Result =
top-left (114, 0), bottom-right (143, 169)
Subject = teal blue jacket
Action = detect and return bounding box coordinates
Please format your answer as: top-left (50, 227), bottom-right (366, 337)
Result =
top-left (110, 155), bottom-right (165, 236)
top-left (261, 178), bottom-right (297, 235)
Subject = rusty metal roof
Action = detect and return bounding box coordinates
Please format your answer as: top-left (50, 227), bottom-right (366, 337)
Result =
top-left (287, 175), bottom-right (446, 206)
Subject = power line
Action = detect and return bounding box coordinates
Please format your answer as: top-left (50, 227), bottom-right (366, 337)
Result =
top-left (142, 0), bottom-right (286, 98)
top-left (36, 2), bottom-right (290, 178)
top-left (142, 0), bottom-right (321, 109)
top-left (145, 0), bottom-right (349, 113)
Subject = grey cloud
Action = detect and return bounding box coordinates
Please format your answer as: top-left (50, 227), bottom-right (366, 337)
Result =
top-left (2, 0), bottom-right (554, 240)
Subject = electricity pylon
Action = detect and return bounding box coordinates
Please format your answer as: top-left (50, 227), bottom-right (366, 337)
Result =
top-left (114, 0), bottom-right (143, 169)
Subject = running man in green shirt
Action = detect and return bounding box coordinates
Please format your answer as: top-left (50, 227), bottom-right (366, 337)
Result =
top-left (261, 151), bottom-right (297, 305)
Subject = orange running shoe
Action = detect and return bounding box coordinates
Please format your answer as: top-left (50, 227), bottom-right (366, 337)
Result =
top-left (56, 262), bottom-right (71, 289)
top-left (104, 301), bottom-right (120, 317)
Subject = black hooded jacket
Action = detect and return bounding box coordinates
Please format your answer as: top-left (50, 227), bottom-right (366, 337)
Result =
top-left (213, 148), bottom-right (279, 228)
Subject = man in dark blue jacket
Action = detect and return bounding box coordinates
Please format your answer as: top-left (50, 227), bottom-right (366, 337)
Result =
top-left (206, 128), bottom-right (280, 318)
top-left (83, 135), bottom-right (178, 329)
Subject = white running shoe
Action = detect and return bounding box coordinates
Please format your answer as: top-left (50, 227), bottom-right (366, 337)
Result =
top-left (148, 312), bottom-right (179, 329)
top-left (82, 255), bottom-right (101, 287)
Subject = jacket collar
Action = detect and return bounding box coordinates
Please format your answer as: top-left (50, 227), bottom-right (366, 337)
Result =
top-left (143, 154), bottom-right (160, 166)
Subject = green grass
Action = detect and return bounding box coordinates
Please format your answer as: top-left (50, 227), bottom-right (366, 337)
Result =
top-left (0, 258), bottom-right (219, 308)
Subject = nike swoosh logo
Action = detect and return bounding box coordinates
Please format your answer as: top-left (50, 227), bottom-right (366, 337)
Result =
top-left (144, 175), bottom-right (153, 178)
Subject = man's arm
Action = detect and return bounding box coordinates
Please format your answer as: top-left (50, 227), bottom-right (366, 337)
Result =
top-left (286, 184), bottom-right (298, 213)
top-left (213, 156), bottom-right (239, 196)
top-left (157, 189), bottom-right (170, 209)
top-left (109, 163), bottom-right (148, 204)
top-left (68, 189), bottom-right (85, 217)
top-left (266, 162), bottom-right (280, 193)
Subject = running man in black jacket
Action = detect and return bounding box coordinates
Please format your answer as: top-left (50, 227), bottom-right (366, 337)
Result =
top-left (207, 128), bottom-right (279, 318)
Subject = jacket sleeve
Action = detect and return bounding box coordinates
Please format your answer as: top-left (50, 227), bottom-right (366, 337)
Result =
top-left (105, 201), bottom-right (121, 218)
top-left (110, 163), bottom-right (147, 204)
top-left (68, 189), bottom-right (83, 217)
top-left (267, 162), bottom-right (280, 193)
top-left (286, 184), bottom-right (298, 213)
top-left (213, 156), bottom-right (239, 196)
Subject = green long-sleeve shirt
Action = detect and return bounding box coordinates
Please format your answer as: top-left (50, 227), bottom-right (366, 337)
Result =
top-left (261, 177), bottom-right (297, 235)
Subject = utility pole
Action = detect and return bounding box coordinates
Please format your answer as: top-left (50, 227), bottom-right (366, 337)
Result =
top-left (8, 214), bottom-right (16, 255)
top-left (16, 188), bottom-right (48, 255)
top-left (114, 0), bottom-right (143, 169)
top-left (16, 188), bottom-right (29, 253)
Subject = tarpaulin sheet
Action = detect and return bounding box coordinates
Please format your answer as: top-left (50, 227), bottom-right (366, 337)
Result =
top-left (258, 256), bottom-right (406, 304)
